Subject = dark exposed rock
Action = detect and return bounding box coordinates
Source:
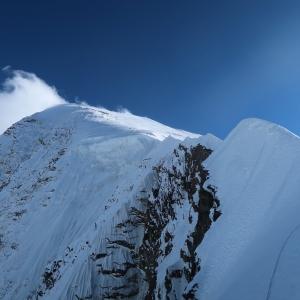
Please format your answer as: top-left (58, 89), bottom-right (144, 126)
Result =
top-left (0, 180), bottom-right (9, 192)
top-left (136, 143), bottom-right (221, 299)
top-left (24, 118), bottom-right (38, 123)
top-left (183, 283), bottom-right (199, 300)
top-left (106, 238), bottom-right (135, 250)
top-left (42, 260), bottom-right (63, 290)
top-left (75, 294), bottom-right (93, 300)
top-left (90, 252), bottom-right (108, 260)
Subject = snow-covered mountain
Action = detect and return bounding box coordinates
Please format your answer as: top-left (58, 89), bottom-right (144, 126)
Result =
top-left (0, 104), bottom-right (299, 300)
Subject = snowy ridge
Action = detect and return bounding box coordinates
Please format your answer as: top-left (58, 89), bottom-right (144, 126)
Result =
top-left (2, 106), bottom-right (300, 299)
top-left (189, 118), bottom-right (300, 300)
top-left (0, 104), bottom-right (221, 299)
top-left (74, 104), bottom-right (201, 141)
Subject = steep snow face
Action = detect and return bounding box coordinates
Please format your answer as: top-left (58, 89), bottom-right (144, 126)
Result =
top-left (186, 118), bottom-right (300, 300)
top-left (0, 104), bottom-right (222, 299)
top-left (7, 105), bottom-right (300, 300)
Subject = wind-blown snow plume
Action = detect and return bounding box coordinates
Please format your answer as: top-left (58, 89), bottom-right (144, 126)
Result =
top-left (0, 68), bottom-right (67, 134)
top-left (116, 105), bottom-right (132, 114)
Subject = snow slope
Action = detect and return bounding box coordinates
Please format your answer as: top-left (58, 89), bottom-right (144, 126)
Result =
top-left (187, 118), bottom-right (300, 300)
top-left (0, 104), bottom-right (221, 299)
top-left (2, 104), bottom-right (300, 300)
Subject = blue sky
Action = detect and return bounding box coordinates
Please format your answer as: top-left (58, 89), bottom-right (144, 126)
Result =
top-left (1, 1), bottom-right (300, 139)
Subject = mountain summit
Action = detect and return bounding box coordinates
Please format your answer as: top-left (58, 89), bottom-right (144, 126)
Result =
top-left (0, 104), bottom-right (299, 300)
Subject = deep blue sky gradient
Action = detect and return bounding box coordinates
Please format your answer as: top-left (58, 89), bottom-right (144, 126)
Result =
top-left (1, 1), bottom-right (300, 139)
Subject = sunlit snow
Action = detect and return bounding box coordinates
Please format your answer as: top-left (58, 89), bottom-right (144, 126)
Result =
top-left (1, 105), bottom-right (299, 299)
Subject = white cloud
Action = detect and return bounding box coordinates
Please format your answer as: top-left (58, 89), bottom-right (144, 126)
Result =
top-left (0, 69), bottom-right (67, 134)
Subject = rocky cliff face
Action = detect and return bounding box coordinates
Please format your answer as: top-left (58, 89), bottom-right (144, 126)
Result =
top-left (137, 143), bottom-right (221, 299)
top-left (0, 105), bottom-right (222, 300)
top-left (86, 142), bottom-right (221, 300)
